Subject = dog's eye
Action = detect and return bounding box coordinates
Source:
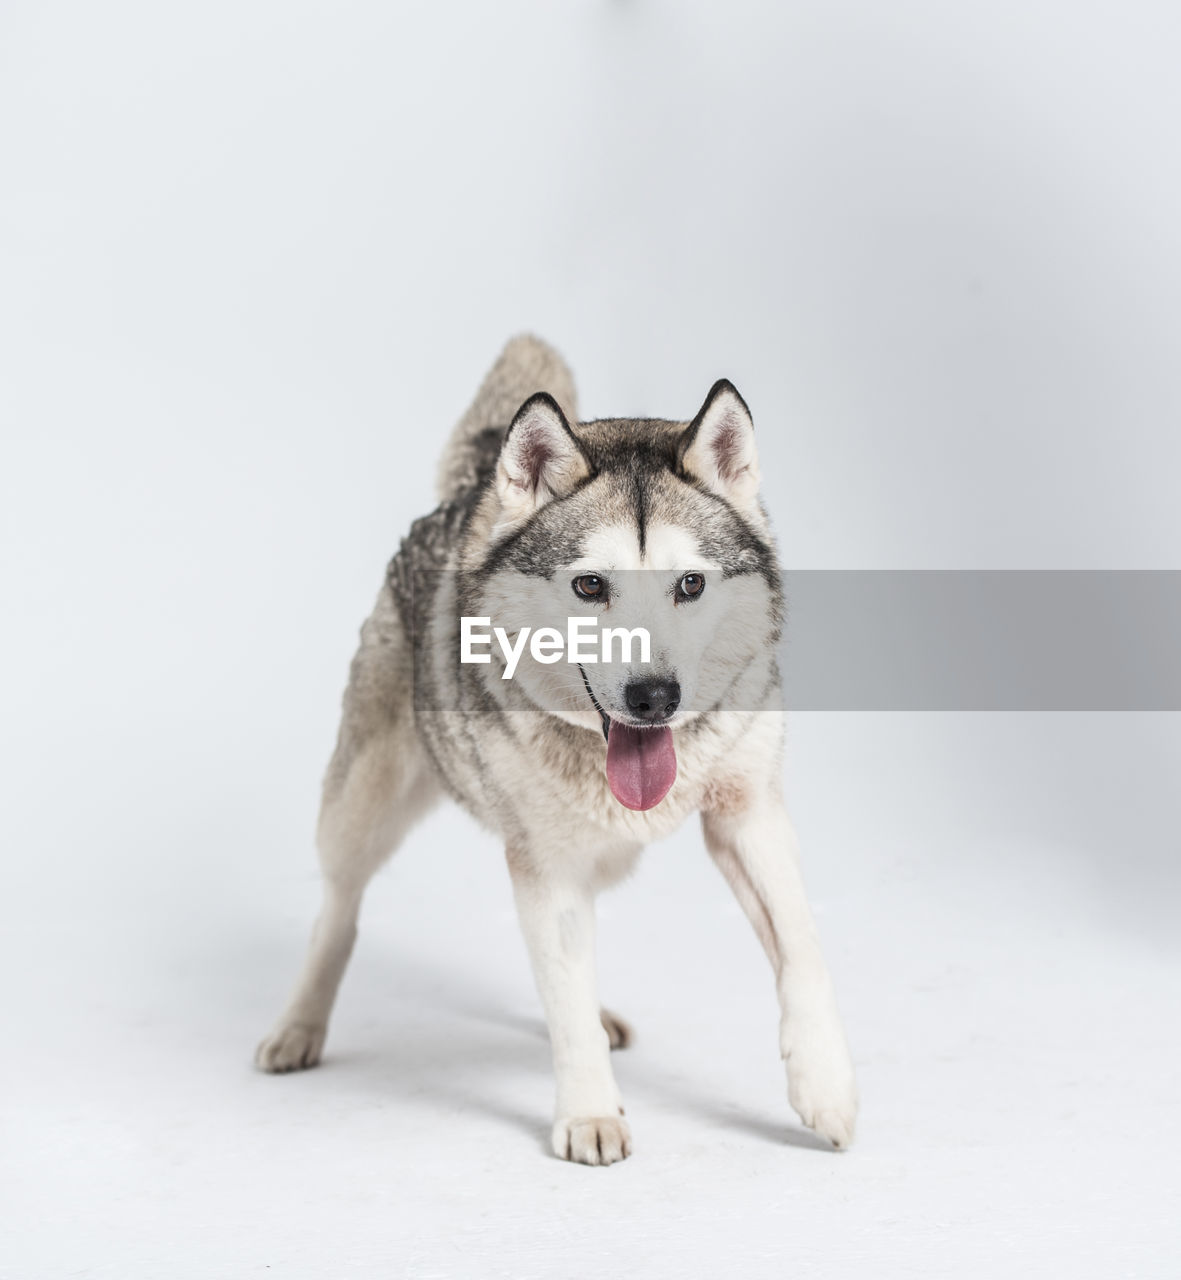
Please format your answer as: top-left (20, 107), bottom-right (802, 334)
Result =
top-left (572, 574), bottom-right (606, 600)
top-left (678, 572), bottom-right (706, 600)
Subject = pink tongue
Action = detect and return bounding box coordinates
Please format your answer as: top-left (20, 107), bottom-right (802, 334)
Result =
top-left (605, 723), bottom-right (677, 811)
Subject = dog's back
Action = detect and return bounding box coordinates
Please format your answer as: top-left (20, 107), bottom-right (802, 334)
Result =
top-left (386, 336), bottom-right (579, 652)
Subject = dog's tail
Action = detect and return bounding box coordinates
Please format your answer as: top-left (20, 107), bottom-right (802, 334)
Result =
top-left (436, 334), bottom-right (579, 503)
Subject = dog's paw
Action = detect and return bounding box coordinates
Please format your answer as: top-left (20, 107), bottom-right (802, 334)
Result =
top-left (254, 1022), bottom-right (326, 1073)
top-left (599, 1006), bottom-right (633, 1051)
top-left (784, 1023), bottom-right (859, 1150)
top-left (552, 1115), bottom-right (633, 1166)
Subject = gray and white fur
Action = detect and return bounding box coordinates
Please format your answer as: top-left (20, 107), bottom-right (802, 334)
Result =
top-left (256, 336), bottom-right (858, 1165)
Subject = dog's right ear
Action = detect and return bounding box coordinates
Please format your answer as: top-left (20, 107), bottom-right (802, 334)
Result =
top-left (494, 393), bottom-right (590, 525)
top-left (679, 379), bottom-right (761, 513)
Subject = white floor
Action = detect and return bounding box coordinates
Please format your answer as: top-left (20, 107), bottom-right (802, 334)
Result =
top-left (5, 713), bottom-right (1178, 1278)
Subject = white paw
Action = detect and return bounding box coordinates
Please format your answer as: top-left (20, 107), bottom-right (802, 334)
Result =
top-left (552, 1115), bottom-right (633, 1165)
top-left (255, 1021), bottom-right (326, 1073)
top-left (784, 1020), bottom-right (859, 1150)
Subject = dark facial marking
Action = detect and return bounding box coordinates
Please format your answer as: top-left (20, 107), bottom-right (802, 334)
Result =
top-left (632, 466), bottom-right (647, 557)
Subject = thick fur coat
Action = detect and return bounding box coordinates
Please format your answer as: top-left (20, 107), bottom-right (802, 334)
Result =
top-left (257, 337), bottom-right (857, 1165)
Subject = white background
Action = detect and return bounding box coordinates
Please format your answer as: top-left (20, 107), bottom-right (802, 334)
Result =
top-left (2, 2), bottom-right (1179, 1276)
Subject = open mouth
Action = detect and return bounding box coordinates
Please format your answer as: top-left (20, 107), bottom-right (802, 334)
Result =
top-left (578, 665), bottom-right (677, 812)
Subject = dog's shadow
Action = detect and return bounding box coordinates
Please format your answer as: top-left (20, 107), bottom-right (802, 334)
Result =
top-left (275, 950), bottom-right (836, 1156)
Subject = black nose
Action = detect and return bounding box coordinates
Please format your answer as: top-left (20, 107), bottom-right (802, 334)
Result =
top-left (624, 678), bottom-right (681, 723)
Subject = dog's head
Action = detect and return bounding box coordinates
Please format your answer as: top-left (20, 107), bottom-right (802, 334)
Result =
top-left (469, 381), bottom-right (782, 810)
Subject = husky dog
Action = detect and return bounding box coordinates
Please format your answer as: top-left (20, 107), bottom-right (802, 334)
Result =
top-left (256, 336), bottom-right (858, 1165)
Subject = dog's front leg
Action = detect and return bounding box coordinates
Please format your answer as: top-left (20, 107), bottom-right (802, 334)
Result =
top-left (702, 797), bottom-right (859, 1150)
top-left (508, 852), bottom-right (631, 1166)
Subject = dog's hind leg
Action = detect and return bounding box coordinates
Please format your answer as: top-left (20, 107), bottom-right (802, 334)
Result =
top-left (255, 595), bottom-right (439, 1073)
top-left (599, 1007), bottom-right (633, 1050)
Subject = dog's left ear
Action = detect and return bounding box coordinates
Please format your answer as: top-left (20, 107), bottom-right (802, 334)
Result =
top-left (495, 392), bottom-right (590, 525)
top-left (679, 380), bottom-right (761, 510)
